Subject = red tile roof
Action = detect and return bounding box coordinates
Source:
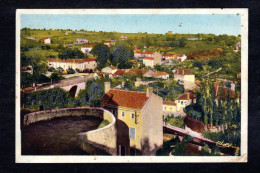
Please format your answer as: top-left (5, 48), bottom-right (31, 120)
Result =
top-left (102, 89), bottom-right (149, 110)
top-left (113, 69), bottom-right (125, 76)
top-left (174, 68), bottom-right (194, 75)
top-left (176, 92), bottom-right (196, 100)
top-left (135, 50), bottom-right (144, 54)
top-left (163, 101), bottom-right (176, 106)
top-left (144, 57), bottom-right (154, 60)
top-left (126, 68), bottom-right (149, 75)
top-left (48, 58), bottom-right (96, 63)
top-left (163, 54), bottom-right (174, 57)
top-left (144, 52), bottom-right (154, 54)
top-left (153, 72), bottom-right (169, 77)
top-left (82, 58), bottom-right (96, 62)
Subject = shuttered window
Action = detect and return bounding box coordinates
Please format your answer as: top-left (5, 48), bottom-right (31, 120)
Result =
top-left (129, 127), bottom-right (135, 140)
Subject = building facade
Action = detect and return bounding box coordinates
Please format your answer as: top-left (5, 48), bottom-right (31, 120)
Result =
top-left (47, 58), bottom-right (97, 71)
top-left (101, 82), bottom-right (163, 155)
top-left (174, 68), bottom-right (195, 83)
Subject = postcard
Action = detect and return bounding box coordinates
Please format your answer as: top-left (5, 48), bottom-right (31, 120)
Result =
top-left (16, 9), bottom-right (248, 163)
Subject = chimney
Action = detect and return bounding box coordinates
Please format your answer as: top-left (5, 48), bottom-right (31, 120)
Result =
top-left (146, 87), bottom-right (153, 97)
top-left (104, 82), bottom-right (111, 93)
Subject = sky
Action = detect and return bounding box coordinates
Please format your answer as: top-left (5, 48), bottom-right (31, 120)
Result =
top-left (21, 14), bottom-right (241, 35)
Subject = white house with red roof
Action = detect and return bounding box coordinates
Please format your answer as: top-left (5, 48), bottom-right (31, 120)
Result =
top-left (42, 37), bottom-right (51, 44)
top-left (152, 72), bottom-right (169, 79)
top-left (176, 92), bottom-right (196, 112)
top-left (174, 68), bottom-right (195, 83)
top-left (177, 54), bottom-right (187, 61)
top-left (47, 58), bottom-right (97, 71)
top-left (134, 50), bottom-right (145, 59)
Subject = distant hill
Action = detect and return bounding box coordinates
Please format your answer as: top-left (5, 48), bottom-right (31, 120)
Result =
top-left (187, 48), bottom-right (223, 61)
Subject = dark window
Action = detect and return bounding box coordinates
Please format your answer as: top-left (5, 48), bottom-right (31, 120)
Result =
top-left (121, 146), bottom-right (126, 156)
top-left (130, 148), bottom-right (136, 156)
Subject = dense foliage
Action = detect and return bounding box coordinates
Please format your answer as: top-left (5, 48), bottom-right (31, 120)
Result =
top-left (163, 115), bottom-right (185, 129)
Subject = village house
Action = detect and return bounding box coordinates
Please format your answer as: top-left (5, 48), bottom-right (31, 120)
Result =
top-left (104, 40), bottom-right (116, 47)
top-left (75, 38), bottom-right (89, 44)
top-left (176, 92), bottom-right (196, 112)
top-left (162, 54), bottom-right (176, 61)
top-left (134, 50), bottom-right (145, 59)
top-left (113, 69), bottom-right (125, 77)
top-left (47, 58), bottom-right (97, 72)
top-left (80, 44), bottom-right (97, 54)
top-left (163, 101), bottom-right (177, 114)
top-left (152, 72), bottom-right (169, 79)
top-left (143, 57), bottom-right (154, 67)
top-left (121, 35), bottom-right (127, 40)
top-left (126, 68), bottom-right (155, 78)
top-left (101, 65), bottom-right (118, 74)
top-left (188, 38), bottom-right (200, 41)
top-left (42, 37), bottom-right (51, 44)
top-left (101, 82), bottom-right (163, 155)
top-left (176, 54), bottom-right (187, 62)
top-left (174, 68), bottom-right (195, 83)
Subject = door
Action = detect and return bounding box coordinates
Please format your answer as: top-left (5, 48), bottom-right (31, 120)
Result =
top-left (120, 145), bottom-right (126, 156)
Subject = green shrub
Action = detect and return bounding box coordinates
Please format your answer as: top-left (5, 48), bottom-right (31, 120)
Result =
top-left (67, 68), bottom-right (75, 74)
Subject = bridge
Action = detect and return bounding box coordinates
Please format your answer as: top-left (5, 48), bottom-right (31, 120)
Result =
top-left (61, 82), bottom-right (86, 97)
top-left (163, 123), bottom-right (215, 145)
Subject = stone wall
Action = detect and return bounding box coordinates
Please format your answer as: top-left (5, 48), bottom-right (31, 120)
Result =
top-left (23, 107), bottom-right (117, 155)
top-left (78, 109), bottom-right (117, 155)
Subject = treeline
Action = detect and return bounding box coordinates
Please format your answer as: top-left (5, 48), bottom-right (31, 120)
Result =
top-left (185, 78), bottom-right (240, 128)
top-left (91, 43), bottom-right (134, 69)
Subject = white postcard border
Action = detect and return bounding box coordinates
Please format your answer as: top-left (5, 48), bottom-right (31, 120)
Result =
top-left (15, 8), bottom-right (248, 163)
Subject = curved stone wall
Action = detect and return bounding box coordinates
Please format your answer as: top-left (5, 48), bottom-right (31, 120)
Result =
top-left (23, 107), bottom-right (117, 155)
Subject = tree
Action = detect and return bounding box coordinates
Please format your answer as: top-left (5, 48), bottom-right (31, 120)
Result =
top-left (91, 44), bottom-right (111, 69)
top-left (58, 48), bottom-right (86, 59)
top-left (111, 44), bottom-right (134, 69)
top-left (88, 83), bottom-right (103, 107)
top-left (178, 39), bottom-right (186, 47)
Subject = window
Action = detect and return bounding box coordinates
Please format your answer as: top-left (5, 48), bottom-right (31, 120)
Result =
top-left (131, 113), bottom-right (135, 119)
top-left (164, 107), bottom-right (167, 111)
top-left (170, 108), bottom-right (172, 111)
top-left (181, 101), bottom-right (183, 105)
top-left (122, 111), bottom-right (125, 117)
top-left (129, 127), bottom-right (135, 140)
top-left (178, 100), bottom-right (180, 103)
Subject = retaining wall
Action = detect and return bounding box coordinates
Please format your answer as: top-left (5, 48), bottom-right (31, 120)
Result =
top-left (23, 107), bottom-right (117, 155)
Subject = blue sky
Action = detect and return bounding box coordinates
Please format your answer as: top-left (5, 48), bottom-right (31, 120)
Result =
top-left (21, 14), bottom-right (241, 35)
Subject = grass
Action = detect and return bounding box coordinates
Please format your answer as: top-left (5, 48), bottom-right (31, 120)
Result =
top-left (98, 119), bottom-right (110, 128)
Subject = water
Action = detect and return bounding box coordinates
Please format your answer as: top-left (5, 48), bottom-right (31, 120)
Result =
top-left (22, 116), bottom-right (108, 155)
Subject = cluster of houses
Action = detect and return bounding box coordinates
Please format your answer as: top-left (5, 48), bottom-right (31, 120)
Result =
top-left (134, 50), bottom-right (187, 68)
top-left (47, 58), bottom-right (97, 72)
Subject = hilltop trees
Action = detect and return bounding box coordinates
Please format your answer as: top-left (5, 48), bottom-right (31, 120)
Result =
top-left (58, 47), bottom-right (86, 59)
top-left (91, 44), bottom-right (111, 70)
top-left (110, 44), bottom-right (134, 69)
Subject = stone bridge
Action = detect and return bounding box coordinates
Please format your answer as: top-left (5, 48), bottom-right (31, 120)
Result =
top-left (60, 82), bottom-right (86, 97)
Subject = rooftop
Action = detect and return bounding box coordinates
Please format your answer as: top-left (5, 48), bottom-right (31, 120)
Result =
top-left (153, 72), bottom-right (169, 77)
top-left (48, 58), bottom-right (96, 63)
top-left (144, 57), bottom-right (154, 60)
top-left (126, 68), bottom-right (150, 75)
top-left (113, 69), bottom-right (125, 76)
top-left (163, 101), bottom-right (176, 106)
top-left (102, 89), bottom-right (149, 110)
top-left (176, 92), bottom-right (196, 100)
top-left (174, 68), bottom-right (194, 75)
